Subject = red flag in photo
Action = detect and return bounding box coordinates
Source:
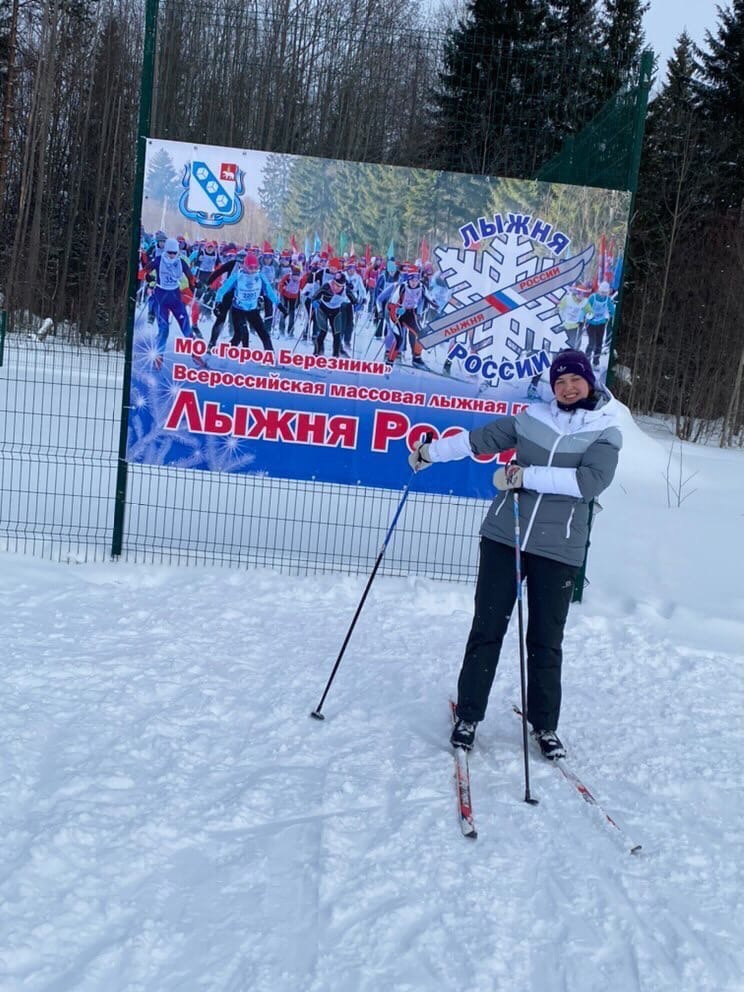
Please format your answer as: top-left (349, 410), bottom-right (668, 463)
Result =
top-left (290, 234), bottom-right (298, 252)
top-left (420, 238), bottom-right (429, 264)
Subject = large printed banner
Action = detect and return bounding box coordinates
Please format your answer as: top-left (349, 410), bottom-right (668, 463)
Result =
top-left (127, 139), bottom-right (630, 499)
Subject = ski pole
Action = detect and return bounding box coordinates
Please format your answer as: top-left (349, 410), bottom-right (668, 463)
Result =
top-left (363, 334), bottom-right (382, 360)
top-left (291, 315), bottom-right (308, 354)
top-left (311, 436), bottom-right (432, 721)
top-left (513, 487), bottom-right (539, 806)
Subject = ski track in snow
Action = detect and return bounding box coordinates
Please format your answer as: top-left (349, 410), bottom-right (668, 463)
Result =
top-left (0, 546), bottom-right (742, 992)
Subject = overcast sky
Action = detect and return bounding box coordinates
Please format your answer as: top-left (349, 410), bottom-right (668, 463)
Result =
top-left (643, 0), bottom-right (723, 76)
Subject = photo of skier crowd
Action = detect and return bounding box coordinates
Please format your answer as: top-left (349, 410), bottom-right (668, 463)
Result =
top-left (128, 139), bottom-right (630, 495)
top-left (138, 235), bottom-right (621, 374)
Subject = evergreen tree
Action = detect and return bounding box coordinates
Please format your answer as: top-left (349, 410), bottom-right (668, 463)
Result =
top-left (144, 148), bottom-right (180, 211)
top-left (545, 0), bottom-right (604, 130)
top-left (697, 0), bottom-right (744, 212)
top-left (621, 32), bottom-right (717, 415)
top-left (403, 168), bottom-right (493, 249)
top-left (431, 0), bottom-right (646, 182)
top-left (432, 0), bottom-right (555, 179)
top-left (350, 163), bottom-right (410, 256)
top-left (598, 0), bottom-right (649, 99)
top-left (258, 153), bottom-right (292, 232)
top-left (337, 163), bottom-right (378, 252)
top-left (548, 0), bottom-right (599, 39)
top-left (634, 30), bottom-right (704, 261)
top-left (326, 160), bottom-right (362, 249)
top-left (282, 157), bottom-right (339, 245)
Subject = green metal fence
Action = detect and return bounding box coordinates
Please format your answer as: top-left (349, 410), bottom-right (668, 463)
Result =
top-left (0, 330), bottom-right (488, 578)
top-left (0, 11), bottom-right (651, 587)
top-left (537, 51), bottom-right (653, 192)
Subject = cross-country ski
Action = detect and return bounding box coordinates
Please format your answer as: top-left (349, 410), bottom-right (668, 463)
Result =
top-left (512, 703), bottom-right (643, 854)
top-left (450, 700), bottom-right (478, 838)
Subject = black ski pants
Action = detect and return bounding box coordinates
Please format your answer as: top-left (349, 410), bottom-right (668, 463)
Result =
top-left (456, 537), bottom-right (578, 732)
top-left (229, 307), bottom-right (273, 351)
top-left (208, 292), bottom-right (234, 348)
top-left (585, 321), bottom-right (607, 364)
top-left (277, 296), bottom-right (298, 335)
top-left (314, 304), bottom-right (344, 356)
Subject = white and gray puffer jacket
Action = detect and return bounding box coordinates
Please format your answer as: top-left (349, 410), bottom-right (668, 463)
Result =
top-left (427, 388), bottom-right (623, 567)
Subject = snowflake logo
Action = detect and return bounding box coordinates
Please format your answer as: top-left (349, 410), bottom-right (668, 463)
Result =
top-left (433, 234), bottom-right (569, 368)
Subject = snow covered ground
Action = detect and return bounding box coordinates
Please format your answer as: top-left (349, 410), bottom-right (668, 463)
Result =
top-left (1, 409), bottom-right (743, 991)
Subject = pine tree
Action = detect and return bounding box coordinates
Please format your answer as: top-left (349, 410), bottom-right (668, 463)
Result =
top-left (433, 0), bottom-right (554, 179)
top-left (351, 163), bottom-right (410, 257)
top-left (598, 0), bottom-right (649, 98)
top-left (634, 32), bottom-right (704, 257)
top-left (335, 163), bottom-right (375, 252)
top-left (403, 168), bottom-right (493, 250)
top-left (258, 153), bottom-right (292, 232)
top-left (144, 148), bottom-right (180, 212)
top-left (282, 157), bottom-right (339, 246)
top-left (545, 0), bottom-right (605, 132)
top-left (624, 32), bottom-right (710, 410)
top-left (548, 0), bottom-right (599, 40)
top-left (697, 0), bottom-right (744, 212)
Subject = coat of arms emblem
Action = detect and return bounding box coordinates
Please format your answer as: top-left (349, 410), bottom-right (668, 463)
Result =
top-left (179, 159), bottom-right (245, 228)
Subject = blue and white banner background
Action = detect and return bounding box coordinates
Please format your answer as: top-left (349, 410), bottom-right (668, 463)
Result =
top-left (127, 138), bottom-right (630, 498)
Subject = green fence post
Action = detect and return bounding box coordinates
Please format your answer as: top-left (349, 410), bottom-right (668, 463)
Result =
top-left (111, 0), bottom-right (160, 558)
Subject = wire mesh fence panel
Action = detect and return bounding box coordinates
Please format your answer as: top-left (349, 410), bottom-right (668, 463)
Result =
top-left (0, 331), bottom-right (487, 579)
top-left (124, 464), bottom-right (487, 580)
top-left (537, 84), bottom-right (646, 191)
top-left (0, 335), bottom-right (121, 561)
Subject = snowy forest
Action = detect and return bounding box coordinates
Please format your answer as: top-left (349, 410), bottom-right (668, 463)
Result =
top-left (0, 0), bottom-right (743, 443)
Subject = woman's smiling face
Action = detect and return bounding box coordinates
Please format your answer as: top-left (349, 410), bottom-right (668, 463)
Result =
top-left (553, 373), bottom-right (590, 404)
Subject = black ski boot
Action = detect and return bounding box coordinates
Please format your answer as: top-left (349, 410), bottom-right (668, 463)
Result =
top-left (532, 729), bottom-right (566, 760)
top-left (451, 718), bottom-right (477, 751)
